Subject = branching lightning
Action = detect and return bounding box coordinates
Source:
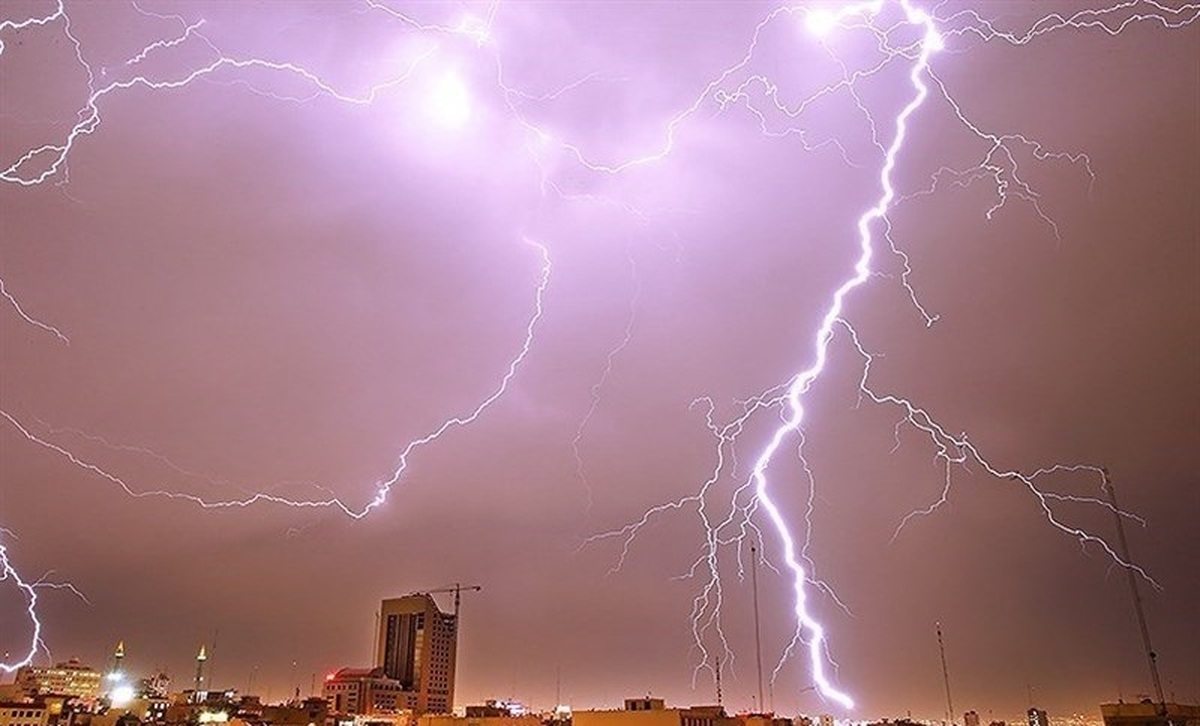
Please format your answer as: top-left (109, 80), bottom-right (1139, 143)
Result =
top-left (0, 236), bottom-right (550, 518)
top-left (0, 535), bottom-right (44, 674)
top-left (1, 0), bottom-right (1195, 708)
top-left (1, 527), bottom-right (89, 673)
top-left (578, 0), bottom-right (1193, 709)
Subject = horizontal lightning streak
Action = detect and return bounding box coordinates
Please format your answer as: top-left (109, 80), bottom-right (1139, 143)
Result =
top-left (0, 238), bottom-right (551, 520)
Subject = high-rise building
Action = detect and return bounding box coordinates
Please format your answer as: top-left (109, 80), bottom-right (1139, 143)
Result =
top-left (965, 711), bottom-right (980, 726)
top-left (375, 594), bottom-right (458, 714)
top-left (1028, 707), bottom-right (1049, 726)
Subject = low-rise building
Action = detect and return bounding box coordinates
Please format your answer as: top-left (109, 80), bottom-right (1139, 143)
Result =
top-left (0, 702), bottom-right (50, 726)
top-left (261, 698), bottom-right (329, 726)
top-left (117, 697), bottom-right (169, 724)
top-left (14, 662), bottom-right (102, 702)
top-left (323, 669), bottom-right (414, 717)
top-left (573, 697), bottom-right (733, 726)
top-left (1101, 701), bottom-right (1200, 726)
top-left (418, 712), bottom-right (541, 726)
top-left (736, 715), bottom-right (790, 726)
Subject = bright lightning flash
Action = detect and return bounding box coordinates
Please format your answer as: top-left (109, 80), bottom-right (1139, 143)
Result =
top-left (738, 2), bottom-right (940, 707)
top-left (423, 71), bottom-right (473, 130)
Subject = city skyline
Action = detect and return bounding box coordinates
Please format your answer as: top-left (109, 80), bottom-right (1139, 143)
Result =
top-left (13, 646), bottom-right (1171, 726)
top-left (1, 0), bottom-right (1197, 721)
top-left (5, 632), bottom-right (1175, 722)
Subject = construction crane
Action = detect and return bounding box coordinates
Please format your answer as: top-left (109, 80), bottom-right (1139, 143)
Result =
top-left (1103, 470), bottom-right (1166, 717)
top-left (412, 583), bottom-right (482, 619)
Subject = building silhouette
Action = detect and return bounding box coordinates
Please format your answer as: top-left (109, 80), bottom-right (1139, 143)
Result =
top-left (375, 594), bottom-right (458, 714)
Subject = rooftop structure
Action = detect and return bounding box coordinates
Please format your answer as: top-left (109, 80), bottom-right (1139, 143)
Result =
top-left (1101, 702), bottom-right (1200, 726)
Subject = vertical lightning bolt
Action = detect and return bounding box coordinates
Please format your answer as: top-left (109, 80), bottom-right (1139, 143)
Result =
top-left (738, 1), bottom-right (940, 708)
top-left (0, 534), bottom-right (44, 674)
top-left (1, 528), bottom-right (89, 673)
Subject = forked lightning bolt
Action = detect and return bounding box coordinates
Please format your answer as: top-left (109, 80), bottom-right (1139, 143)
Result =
top-left (1, 0), bottom-right (1196, 704)
top-left (1, 527), bottom-right (90, 673)
top-left (0, 537), bottom-right (44, 674)
top-left (581, 0), bottom-right (1191, 709)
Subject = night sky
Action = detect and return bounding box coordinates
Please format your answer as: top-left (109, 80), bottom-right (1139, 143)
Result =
top-left (1, 0), bottom-right (1197, 720)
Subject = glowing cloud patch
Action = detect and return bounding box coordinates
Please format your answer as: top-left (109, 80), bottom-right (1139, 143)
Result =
top-left (805, 9), bottom-right (840, 37)
top-left (423, 71), bottom-right (472, 130)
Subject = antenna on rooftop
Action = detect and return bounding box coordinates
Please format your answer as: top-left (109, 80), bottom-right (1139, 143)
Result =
top-left (751, 545), bottom-right (765, 714)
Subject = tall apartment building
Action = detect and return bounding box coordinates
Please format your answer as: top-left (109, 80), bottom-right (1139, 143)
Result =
top-left (375, 594), bottom-right (458, 714)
